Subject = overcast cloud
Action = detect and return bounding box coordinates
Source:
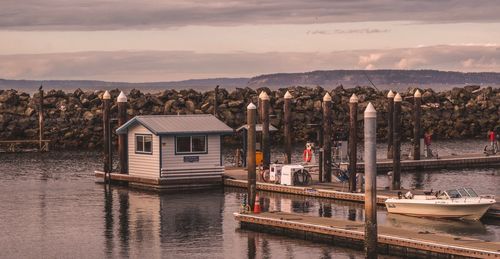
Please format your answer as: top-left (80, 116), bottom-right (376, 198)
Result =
top-left (0, 45), bottom-right (497, 82)
top-left (1, 0), bottom-right (499, 30)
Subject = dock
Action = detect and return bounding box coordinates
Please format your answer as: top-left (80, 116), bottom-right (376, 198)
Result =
top-left (224, 168), bottom-right (500, 219)
top-left (234, 212), bottom-right (500, 258)
top-left (353, 153), bottom-right (500, 172)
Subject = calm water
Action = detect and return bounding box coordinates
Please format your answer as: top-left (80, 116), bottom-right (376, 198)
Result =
top-left (0, 140), bottom-right (498, 258)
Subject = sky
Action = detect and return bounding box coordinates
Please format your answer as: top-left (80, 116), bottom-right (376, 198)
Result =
top-left (0, 0), bottom-right (499, 82)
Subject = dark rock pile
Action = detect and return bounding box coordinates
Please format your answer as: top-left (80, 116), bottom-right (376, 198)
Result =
top-left (0, 85), bottom-right (498, 149)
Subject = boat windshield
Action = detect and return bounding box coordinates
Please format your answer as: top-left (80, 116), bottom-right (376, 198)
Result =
top-left (464, 188), bottom-right (478, 197)
top-left (446, 189), bottom-right (462, 199)
top-left (457, 188), bottom-right (470, 197)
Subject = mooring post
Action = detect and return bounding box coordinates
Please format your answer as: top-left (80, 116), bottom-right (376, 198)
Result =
top-left (392, 93), bottom-right (402, 190)
top-left (413, 90), bottom-right (422, 160)
top-left (387, 90), bottom-right (394, 159)
top-left (284, 91), bottom-right (293, 164)
top-left (323, 92), bottom-right (332, 182)
top-left (247, 102), bottom-right (257, 211)
top-left (38, 85), bottom-right (44, 151)
top-left (214, 85), bottom-right (219, 117)
top-left (260, 91), bottom-right (271, 168)
top-left (348, 94), bottom-right (358, 192)
top-left (103, 90), bottom-right (112, 179)
top-left (318, 127), bottom-right (324, 182)
top-left (364, 102), bottom-right (378, 259)
top-left (117, 91), bottom-right (128, 174)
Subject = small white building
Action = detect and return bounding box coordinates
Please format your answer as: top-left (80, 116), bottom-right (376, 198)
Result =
top-left (116, 114), bottom-right (233, 189)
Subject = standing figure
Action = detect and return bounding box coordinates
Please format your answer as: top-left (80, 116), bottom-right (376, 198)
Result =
top-left (488, 129), bottom-right (497, 153)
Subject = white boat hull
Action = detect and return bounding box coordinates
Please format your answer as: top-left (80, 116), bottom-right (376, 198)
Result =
top-left (385, 199), bottom-right (495, 220)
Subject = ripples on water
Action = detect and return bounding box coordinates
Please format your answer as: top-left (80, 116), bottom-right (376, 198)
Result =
top-left (0, 140), bottom-right (498, 258)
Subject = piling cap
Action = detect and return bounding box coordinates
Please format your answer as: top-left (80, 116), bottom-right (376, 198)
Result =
top-left (323, 92), bottom-right (332, 102)
top-left (414, 89), bottom-right (421, 98)
top-left (117, 91), bottom-right (127, 102)
top-left (349, 93), bottom-right (358, 103)
top-left (259, 91), bottom-right (270, 100)
top-left (284, 90), bottom-right (293, 99)
top-left (387, 90), bottom-right (394, 98)
top-left (247, 102), bottom-right (257, 110)
top-left (364, 102), bottom-right (377, 118)
top-left (394, 93), bottom-right (402, 102)
top-left (103, 90), bottom-right (111, 100)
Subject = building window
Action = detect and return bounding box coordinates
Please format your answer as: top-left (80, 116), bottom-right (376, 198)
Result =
top-left (136, 134), bottom-right (153, 154)
top-left (176, 135), bottom-right (207, 154)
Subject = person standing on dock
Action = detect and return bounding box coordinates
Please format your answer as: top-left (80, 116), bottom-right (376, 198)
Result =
top-left (488, 129), bottom-right (497, 152)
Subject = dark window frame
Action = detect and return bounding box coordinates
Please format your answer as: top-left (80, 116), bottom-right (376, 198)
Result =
top-left (135, 134), bottom-right (153, 155)
top-left (175, 135), bottom-right (208, 155)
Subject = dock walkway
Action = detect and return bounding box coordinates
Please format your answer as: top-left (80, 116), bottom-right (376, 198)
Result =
top-left (235, 212), bottom-right (500, 258)
top-left (354, 153), bottom-right (500, 172)
top-left (223, 168), bottom-right (500, 218)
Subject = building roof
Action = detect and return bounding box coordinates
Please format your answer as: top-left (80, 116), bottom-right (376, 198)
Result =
top-left (116, 114), bottom-right (234, 135)
top-left (236, 124), bottom-right (278, 132)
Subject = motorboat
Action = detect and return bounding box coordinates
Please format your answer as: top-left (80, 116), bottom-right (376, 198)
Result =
top-left (385, 188), bottom-right (496, 220)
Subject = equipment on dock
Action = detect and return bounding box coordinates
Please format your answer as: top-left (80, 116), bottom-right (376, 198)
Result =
top-left (303, 142), bottom-right (315, 163)
top-left (280, 165), bottom-right (311, 186)
top-left (385, 187), bottom-right (496, 220)
top-left (253, 194), bottom-right (261, 213)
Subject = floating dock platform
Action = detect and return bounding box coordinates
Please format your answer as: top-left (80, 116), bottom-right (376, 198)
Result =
top-left (224, 169), bottom-right (500, 219)
top-left (235, 212), bottom-right (500, 258)
top-left (355, 153), bottom-right (500, 172)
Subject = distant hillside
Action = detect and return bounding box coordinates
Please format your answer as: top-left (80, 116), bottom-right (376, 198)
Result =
top-left (248, 70), bottom-right (500, 91)
top-left (0, 78), bottom-right (249, 93)
top-left (2, 70), bottom-right (500, 93)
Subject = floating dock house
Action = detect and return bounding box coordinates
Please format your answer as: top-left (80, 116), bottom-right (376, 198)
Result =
top-left (114, 114), bottom-right (233, 190)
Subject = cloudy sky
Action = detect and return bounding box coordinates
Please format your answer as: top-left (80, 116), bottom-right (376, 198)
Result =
top-left (0, 0), bottom-right (499, 82)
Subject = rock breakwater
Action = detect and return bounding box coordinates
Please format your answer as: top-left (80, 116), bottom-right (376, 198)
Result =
top-left (0, 85), bottom-right (498, 149)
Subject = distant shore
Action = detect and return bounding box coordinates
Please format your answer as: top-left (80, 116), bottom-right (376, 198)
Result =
top-left (0, 85), bottom-right (498, 149)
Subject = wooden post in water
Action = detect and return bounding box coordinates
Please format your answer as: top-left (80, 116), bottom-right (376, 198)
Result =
top-left (413, 89), bottom-right (422, 160)
top-left (284, 91), bottom-right (293, 164)
top-left (364, 102), bottom-right (378, 259)
top-left (387, 90), bottom-right (394, 159)
top-left (323, 92), bottom-right (332, 183)
top-left (260, 91), bottom-right (271, 168)
top-left (38, 85), bottom-right (44, 151)
top-left (246, 102), bottom-right (257, 211)
top-left (117, 91), bottom-right (128, 174)
top-left (392, 93), bottom-right (402, 190)
top-left (103, 90), bottom-right (112, 178)
top-left (348, 94), bottom-right (358, 192)
top-left (214, 85), bottom-right (219, 117)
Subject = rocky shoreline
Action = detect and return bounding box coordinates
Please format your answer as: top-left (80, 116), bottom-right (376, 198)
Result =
top-left (0, 85), bottom-right (498, 149)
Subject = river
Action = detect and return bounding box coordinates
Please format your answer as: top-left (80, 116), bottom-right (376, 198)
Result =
top-left (0, 139), bottom-right (498, 258)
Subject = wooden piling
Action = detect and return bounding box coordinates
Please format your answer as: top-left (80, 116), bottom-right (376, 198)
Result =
top-left (260, 91), bottom-right (271, 168)
top-left (38, 85), bottom-right (44, 151)
top-left (214, 85), bottom-right (219, 117)
top-left (392, 93), bottom-right (402, 190)
top-left (103, 91), bottom-right (112, 177)
top-left (284, 91), bottom-right (293, 164)
top-left (117, 91), bottom-right (128, 174)
top-left (413, 90), bottom-right (422, 160)
top-left (348, 94), bottom-right (358, 192)
top-left (387, 90), bottom-right (394, 159)
top-left (364, 102), bottom-right (378, 259)
top-left (323, 92), bottom-right (332, 183)
top-left (247, 102), bottom-right (257, 211)
top-left (318, 127), bottom-right (324, 182)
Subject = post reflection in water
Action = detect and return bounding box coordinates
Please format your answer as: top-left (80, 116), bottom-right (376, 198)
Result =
top-left (247, 234), bottom-right (257, 259)
top-left (104, 185), bottom-right (114, 256)
top-left (118, 189), bottom-right (130, 258)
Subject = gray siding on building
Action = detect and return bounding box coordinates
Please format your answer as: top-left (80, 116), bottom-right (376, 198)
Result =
top-left (161, 134), bottom-right (221, 169)
top-left (160, 134), bottom-right (223, 179)
top-left (128, 124), bottom-right (160, 179)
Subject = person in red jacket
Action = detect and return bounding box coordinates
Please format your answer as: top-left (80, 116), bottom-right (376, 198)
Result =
top-left (488, 129), bottom-right (497, 152)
